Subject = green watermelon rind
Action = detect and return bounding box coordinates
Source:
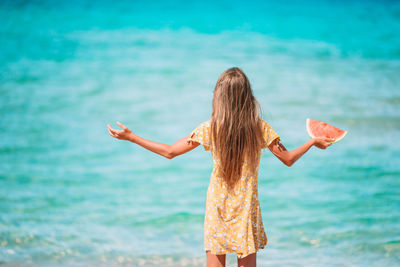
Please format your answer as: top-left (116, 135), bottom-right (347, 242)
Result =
top-left (306, 118), bottom-right (347, 143)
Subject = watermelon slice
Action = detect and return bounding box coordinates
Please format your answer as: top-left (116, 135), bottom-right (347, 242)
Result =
top-left (306, 118), bottom-right (347, 143)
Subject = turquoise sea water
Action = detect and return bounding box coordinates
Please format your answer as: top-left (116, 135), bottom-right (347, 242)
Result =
top-left (1, 0), bottom-right (400, 266)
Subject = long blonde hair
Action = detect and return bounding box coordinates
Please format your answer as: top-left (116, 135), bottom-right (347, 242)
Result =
top-left (210, 67), bottom-right (264, 189)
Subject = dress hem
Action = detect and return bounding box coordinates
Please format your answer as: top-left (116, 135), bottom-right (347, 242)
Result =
top-left (204, 242), bottom-right (267, 259)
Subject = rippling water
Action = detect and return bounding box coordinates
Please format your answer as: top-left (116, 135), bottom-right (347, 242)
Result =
top-left (1, 0), bottom-right (399, 266)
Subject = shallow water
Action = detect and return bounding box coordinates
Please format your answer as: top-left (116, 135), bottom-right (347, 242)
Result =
top-left (1, 0), bottom-right (400, 266)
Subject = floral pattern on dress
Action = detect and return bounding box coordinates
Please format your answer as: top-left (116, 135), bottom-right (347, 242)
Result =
top-left (187, 119), bottom-right (279, 258)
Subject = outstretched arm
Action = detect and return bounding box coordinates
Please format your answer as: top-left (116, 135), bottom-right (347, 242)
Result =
top-left (268, 137), bottom-right (333, 167)
top-left (107, 122), bottom-right (200, 159)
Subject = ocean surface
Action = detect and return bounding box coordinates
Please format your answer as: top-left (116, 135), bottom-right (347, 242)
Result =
top-left (1, 0), bottom-right (400, 266)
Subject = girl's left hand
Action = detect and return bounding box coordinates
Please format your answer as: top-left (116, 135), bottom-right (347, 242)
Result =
top-left (107, 122), bottom-right (134, 141)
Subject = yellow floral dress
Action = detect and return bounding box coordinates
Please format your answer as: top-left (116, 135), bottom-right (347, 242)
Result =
top-left (187, 119), bottom-right (279, 258)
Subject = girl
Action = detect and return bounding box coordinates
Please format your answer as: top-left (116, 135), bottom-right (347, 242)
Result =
top-left (107, 67), bottom-right (333, 267)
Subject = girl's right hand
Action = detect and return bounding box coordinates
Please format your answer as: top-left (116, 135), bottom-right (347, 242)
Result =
top-left (313, 137), bottom-right (334, 149)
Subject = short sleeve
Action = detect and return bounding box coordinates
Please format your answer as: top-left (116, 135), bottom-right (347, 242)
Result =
top-left (187, 121), bottom-right (211, 151)
top-left (261, 119), bottom-right (280, 149)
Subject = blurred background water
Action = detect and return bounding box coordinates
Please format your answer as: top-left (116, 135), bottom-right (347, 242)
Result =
top-left (1, 0), bottom-right (400, 266)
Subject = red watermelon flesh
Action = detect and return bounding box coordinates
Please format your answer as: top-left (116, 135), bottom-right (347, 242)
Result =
top-left (306, 118), bottom-right (347, 143)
